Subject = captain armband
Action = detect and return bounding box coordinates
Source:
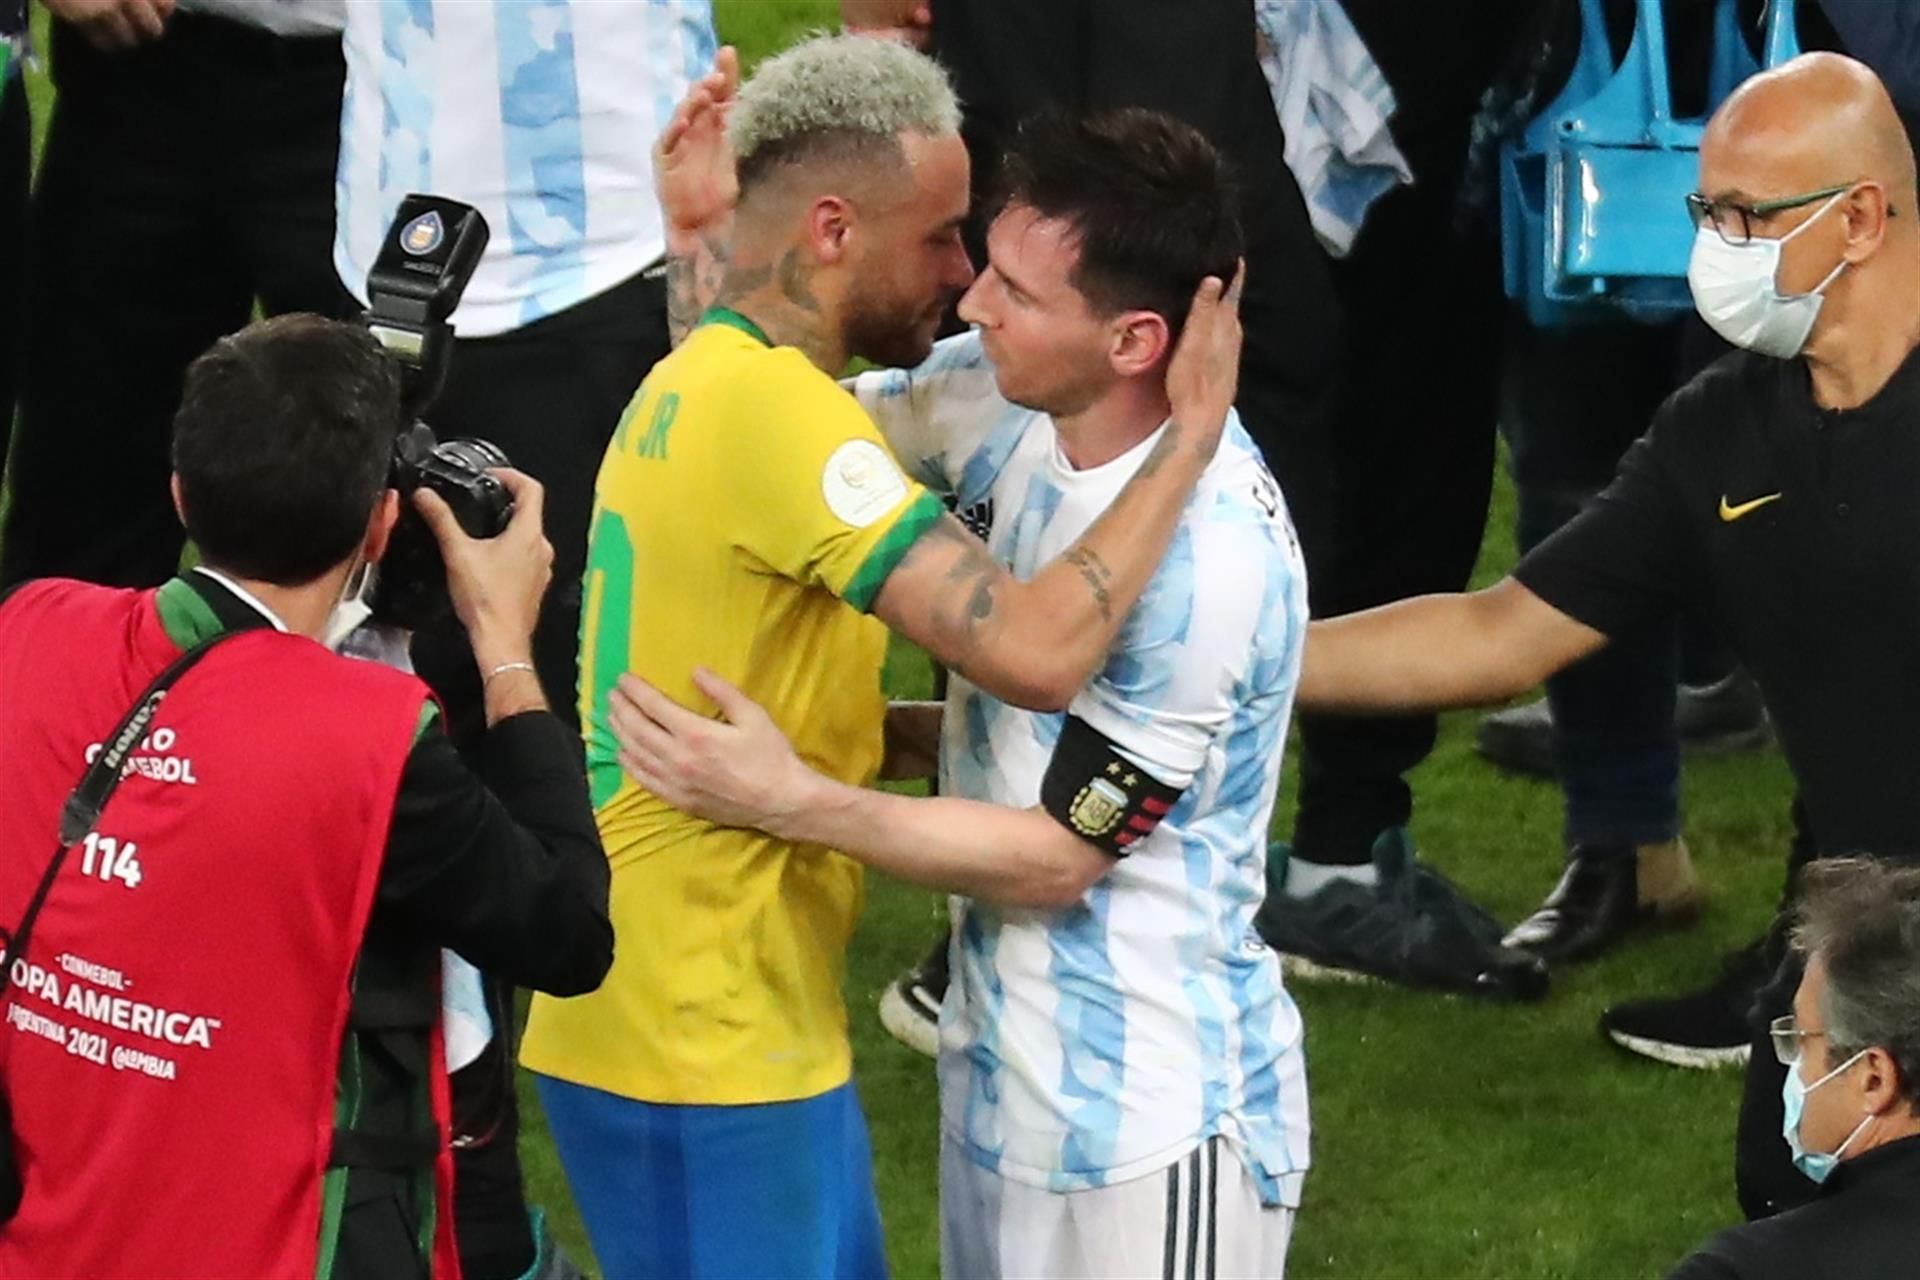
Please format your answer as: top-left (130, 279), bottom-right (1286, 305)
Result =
top-left (1038, 715), bottom-right (1185, 857)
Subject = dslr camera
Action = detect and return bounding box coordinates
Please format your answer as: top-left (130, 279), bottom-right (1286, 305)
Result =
top-left (362, 195), bottom-right (514, 628)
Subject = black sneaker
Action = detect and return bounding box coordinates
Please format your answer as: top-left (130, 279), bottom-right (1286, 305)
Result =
top-left (1674, 670), bottom-right (1771, 754)
top-left (1477, 672), bottom-right (1771, 779)
top-left (878, 932), bottom-right (949, 1059)
top-left (1474, 697), bottom-right (1558, 778)
top-left (1598, 939), bottom-right (1766, 1069)
top-left (1256, 828), bottom-right (1549, 1003)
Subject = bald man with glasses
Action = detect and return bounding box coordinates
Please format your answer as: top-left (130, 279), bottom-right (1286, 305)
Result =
top-left (1291, 50), bottom-right (1920, 1220)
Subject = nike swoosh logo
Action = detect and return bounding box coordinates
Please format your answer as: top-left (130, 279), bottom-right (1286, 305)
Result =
top-left (1719, 492), bottom-right (1783, 522)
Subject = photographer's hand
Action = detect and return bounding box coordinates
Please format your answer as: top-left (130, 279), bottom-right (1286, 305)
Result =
top-left (415, 468), bottom-right (553, 724)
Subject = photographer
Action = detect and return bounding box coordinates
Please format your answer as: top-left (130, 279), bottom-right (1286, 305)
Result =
top-left (0, 314), bottom-right (612, 1279)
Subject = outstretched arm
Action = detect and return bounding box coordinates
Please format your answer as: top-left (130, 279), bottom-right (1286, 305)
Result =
top-left (612, 670), bottom-right (1113, 910)
top-left (1297, 578), bottom-right (1609, 714)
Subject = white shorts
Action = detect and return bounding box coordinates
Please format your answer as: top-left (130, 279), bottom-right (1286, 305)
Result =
top-left (940, 1134), bottom-right (1296, 1280)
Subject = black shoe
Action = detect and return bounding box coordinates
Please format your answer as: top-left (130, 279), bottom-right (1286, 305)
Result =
top-left (1599, 941), bottom-right (1766, 1069)
top-left (1256, 829), bottom-right (1549, 1002)
top-left (1675, 669), bottom-right (1771, 754)
top-left (1475, 671), bottom-right (1770, 779)
top-left (878, 932), bottom-right (949, 1059)
top-left (1474, 697), bottom-right (1557, 778)
top-left (1503, 840), bottom-right (1705, 963)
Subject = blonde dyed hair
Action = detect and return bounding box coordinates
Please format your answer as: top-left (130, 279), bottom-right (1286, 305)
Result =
top-left (729, 33), bottom-right (961, 191)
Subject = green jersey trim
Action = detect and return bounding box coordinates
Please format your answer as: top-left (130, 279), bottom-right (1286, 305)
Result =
top-left (843, 490), bottom-right (945, 614)
top-left (699, 306), bottom-right (772, 347)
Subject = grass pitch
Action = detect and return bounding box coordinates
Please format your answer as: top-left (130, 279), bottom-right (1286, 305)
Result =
top-left (19, 3), bottom-right (1795, 1274)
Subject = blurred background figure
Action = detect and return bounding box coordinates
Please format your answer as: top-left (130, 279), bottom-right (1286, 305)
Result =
top-left (2, 0), bottom-right (349, 591)
top-left (1252, 0), bottom-right (1545, 1002)
top-left (0, 0), bottom-right (23, 474)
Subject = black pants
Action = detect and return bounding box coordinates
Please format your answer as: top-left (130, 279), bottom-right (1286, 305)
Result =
top-left (0, 67), bottom-right (27, 470)
top-left (1735, 800), bottom-right (1822, 1221)
top-left (1287, 179), bottom-right (1503, 863)
top-left (1, 15), bottom-right (348, 590)
top-left (399, 268), bottom-right (669, 1280)
top-left (406, 266), bottom-right (671, 745)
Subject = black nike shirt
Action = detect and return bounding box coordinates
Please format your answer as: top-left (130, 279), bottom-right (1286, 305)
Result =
top-left (1515, 343), bottom-right (1920, 859)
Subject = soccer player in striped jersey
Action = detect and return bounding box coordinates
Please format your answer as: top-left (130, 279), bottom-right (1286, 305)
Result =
top-left (615, 108), bottom-right (1307, 1280)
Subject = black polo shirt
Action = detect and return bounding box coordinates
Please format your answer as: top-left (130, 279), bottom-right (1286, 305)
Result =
top-left (1515, 345), bottom-right (1920, 860)
top-left (1666, 1133), bottom-right (1920, 1279)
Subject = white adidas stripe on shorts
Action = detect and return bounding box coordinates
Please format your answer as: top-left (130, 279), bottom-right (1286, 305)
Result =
top-left (939, 1134), bottom-right (1296, 1279)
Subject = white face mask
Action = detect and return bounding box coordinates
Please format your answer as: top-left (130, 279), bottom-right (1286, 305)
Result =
top-left (1687, 190), bottom-right (1851, 359)
top-left (319, 555), bottom-right (378, 652)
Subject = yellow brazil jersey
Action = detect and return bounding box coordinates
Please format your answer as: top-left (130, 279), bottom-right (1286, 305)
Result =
top-left (520, 309), bottom-right (943, 1105)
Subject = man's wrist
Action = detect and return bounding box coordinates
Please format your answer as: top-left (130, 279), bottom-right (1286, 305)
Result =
top-left (763, 763), bottom-right (839, 845)
top-left (469, 629), bottom-right (536, 678)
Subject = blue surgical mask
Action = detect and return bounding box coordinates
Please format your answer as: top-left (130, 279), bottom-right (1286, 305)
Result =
top-left (1781, 1049), bottom-right (1872, 1184)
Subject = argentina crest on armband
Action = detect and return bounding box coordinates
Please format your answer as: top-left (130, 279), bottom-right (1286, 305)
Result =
top-left (1069, 775), bottom-right (1129, 839)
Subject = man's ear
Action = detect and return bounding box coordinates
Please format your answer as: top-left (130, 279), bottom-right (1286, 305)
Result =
top-left (1109, 310), bottom-right (1172, 379)
top-left (170, 473), bottom-right (187, 525)
top-left (366, 490), bottom-right (401, 563)
top-left (1861, 1045), bottom-right (1907, 1116)
top-left (805, 195), bottom-right (857, 265)
top-left (1843, 181), bottom-right (1894, 262)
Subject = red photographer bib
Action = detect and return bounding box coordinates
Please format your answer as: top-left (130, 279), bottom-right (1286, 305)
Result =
top-left (0, 580), bottom-right (456, 1279)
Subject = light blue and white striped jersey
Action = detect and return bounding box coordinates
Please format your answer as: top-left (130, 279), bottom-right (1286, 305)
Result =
top-left (853, 332), bottom-right (1312, 1207)
top-left (335, 1), bottom-right (717, 337)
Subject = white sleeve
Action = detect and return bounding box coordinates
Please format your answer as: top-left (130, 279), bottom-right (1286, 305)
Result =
top-left (1068, 517), bottom-right (1280, 791)
top-left (848, 331), bottom-right (1018, 505)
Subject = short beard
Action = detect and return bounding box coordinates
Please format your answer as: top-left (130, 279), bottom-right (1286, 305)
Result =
top-left (843, 279), bottom-right (950, 370)
top-left (996, 362), bottom-right (1106, 419)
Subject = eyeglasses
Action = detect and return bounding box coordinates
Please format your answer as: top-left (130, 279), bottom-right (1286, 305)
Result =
top-left (1685, 183), bottom-right (1853, 245)
top-left (1770, 1014), bottom-right (1828, 1066)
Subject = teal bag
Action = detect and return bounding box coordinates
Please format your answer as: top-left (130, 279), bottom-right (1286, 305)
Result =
top-left (1500, 0), bottom-right (1802, 326)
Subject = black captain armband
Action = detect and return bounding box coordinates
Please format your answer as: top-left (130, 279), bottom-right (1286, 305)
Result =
top-left (1039, 716), bottom-right (1185, 857)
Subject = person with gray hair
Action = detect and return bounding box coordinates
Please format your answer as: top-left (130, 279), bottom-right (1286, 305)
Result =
top-left (1668, 857), bottom-right (1920, 1278)
top-left (519, 33), bottom-right (1245, 1279)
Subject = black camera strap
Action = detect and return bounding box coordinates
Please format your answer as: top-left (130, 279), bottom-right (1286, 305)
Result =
top-left (0, 632), bottom-right (236, 998)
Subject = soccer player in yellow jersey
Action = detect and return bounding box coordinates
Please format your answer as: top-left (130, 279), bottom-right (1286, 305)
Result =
top-left (520, 36), bottom-right (1242, 1278)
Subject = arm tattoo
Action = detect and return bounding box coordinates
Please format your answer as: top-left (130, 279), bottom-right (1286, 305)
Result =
top-left (938, 521), bottom-right (999, 629)
top-left (1062, 546), bottom-right (1114, 622)
top-left (897, 517), bottom-right (1002, 661)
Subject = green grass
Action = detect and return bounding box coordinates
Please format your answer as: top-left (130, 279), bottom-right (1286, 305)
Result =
top-left (21, 2), bottom-right (1799, 1274)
